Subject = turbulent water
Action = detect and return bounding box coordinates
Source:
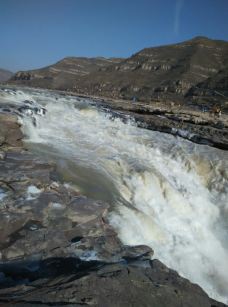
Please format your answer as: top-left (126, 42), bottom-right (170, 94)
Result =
top-left (1, 87), bottom-right (228, 303)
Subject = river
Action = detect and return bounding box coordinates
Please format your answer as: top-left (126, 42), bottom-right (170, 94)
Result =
top-left (0, 87), bottom-right (228, 304)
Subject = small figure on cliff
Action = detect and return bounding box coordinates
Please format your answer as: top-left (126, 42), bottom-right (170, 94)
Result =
top-left (210, 104), bottom-right (222, 117)
top-left (132, 96), bottom-right (137, 103)
top-left (201, 106), bottom-right (209, 113)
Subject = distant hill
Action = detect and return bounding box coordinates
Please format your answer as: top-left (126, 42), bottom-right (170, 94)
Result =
top-left (0, 68), bottom-right (13, 82)
top-left (10, 37), bottom-right (228, 105)
top-left (11, 57), bottom-right (123, 90)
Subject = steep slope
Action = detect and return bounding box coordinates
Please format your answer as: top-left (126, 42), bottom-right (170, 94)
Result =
top-left (186, 68), bottom-right (228, 109)
top-left (0, 68), bottom-right (13, 82)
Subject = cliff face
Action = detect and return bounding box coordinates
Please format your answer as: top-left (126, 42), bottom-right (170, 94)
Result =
top-left (10, 37), bottom-right (228, 105)
top-left (0, 68), bottom-right (13, 82)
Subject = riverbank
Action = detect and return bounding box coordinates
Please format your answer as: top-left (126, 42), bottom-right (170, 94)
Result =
top-left (0, 99), bottom-right (227, 305)
top-left (68, 91), bottom-right (228, 150)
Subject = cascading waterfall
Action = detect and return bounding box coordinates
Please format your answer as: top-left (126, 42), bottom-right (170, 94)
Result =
top-left (0, 87), bottom-right (228, 304)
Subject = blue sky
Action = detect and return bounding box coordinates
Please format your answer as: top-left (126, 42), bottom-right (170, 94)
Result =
top-left (0, 0), bottom-right (227, 72)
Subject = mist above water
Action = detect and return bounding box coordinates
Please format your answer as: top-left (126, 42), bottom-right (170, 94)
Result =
top-left (1, 87), bottom-right (228, 304)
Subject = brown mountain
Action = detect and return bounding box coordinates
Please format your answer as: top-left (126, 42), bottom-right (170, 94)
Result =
top-left (0, 68), bottom-right (13, 82)
top-left (10, 37), bottom-right (228, 105)
top-left (11, 57), bottom-right (123, 90)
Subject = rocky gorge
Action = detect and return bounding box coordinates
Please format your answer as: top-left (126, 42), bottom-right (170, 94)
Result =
top-left (6, 37), bottom-right (228, 151)
top-left (0, 86), bottom-right (228, 306)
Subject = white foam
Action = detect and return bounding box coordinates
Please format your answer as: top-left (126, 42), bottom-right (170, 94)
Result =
top-left (80, 250), bottom-right (98, 261)
top-left (51, 202), bottom-right (64, 209)
top-left (26, 185), bottom-right (42, 200)
top-left (0, 188), bottom-right (6, 202)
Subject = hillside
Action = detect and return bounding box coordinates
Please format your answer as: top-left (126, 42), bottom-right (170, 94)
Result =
top-left (0, 68), bottom-right (13, 82)
top-left (11, 57), bottom-right (123, 90)
top-left (73, 37), bottom-right (228, 104)
top-left (187, 68), bottom-right (228, 103)
top-left (10, 37), bottom-right (228, 105)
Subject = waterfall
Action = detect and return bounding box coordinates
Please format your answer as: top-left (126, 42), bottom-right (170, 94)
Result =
top-left (1, 87), bottom-right (228, 304)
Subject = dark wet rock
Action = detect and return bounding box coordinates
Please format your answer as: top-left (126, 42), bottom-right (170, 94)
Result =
top-left (0, 259), bottom-right (226, 307)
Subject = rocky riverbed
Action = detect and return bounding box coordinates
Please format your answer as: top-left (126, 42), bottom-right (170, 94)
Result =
top-left (0, 88), bottom-right (227, 306)
top-left (26, 87), bottom-right (228, 150)
top-left (4, 85), bottom-right (228, 150)
top-left (84, 96), bottom-right (228, 150)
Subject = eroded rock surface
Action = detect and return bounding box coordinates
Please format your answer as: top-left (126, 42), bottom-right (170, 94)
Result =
top-left (96, 99), bottom-right (228, 150)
